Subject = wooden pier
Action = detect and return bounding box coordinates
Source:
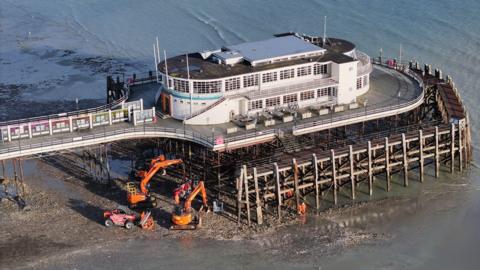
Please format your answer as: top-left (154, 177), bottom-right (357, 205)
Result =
top-left (235, 62), bottom-right (473, 225)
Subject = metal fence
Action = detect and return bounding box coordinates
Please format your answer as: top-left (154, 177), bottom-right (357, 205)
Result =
top-left (0, 125), bottom-right (215, 158)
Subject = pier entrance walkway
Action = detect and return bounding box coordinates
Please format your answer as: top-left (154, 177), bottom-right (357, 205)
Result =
top-left (0, 64), bottom-right (424, 160)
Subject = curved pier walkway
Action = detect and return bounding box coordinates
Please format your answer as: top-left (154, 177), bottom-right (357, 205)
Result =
top-left (0, 63), bottom-right (461, 160)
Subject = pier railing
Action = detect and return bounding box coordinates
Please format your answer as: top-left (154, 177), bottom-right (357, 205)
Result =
top-left (0, 125), bottom-right (215, 160)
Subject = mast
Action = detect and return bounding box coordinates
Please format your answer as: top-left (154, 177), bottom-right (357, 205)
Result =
top-left (323, 16), bottom-right (327, 46)
top-left (399, 43), bottom-right (403, 68)
top-left (156, 37), bottom-right (161, 82)
top-left (186, 53), bottom-right (192, 117)
top-left (153, 44), bottom-right (159, 82)
top-left (163, 50), bottom-right (169, 89)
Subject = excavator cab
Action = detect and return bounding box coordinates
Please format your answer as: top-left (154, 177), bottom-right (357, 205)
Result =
top-left (127, 155), bottom-right (182, 209)
top-left (171, 181), bottom-right (209, 230)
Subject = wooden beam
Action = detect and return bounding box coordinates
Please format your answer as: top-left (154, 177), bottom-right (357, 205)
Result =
top-left (385, 137), bottom-right (391, 191)
top-left (402, 133), bottom-right (408, 187)
top-left (274, 162), bottom-right (282, 221)
top-left (243, 165), bottom-right (251, 226)
top-left (419, 130), bottom-right (424, 183)
top-left (435, 126), bottom-right (440, 178)
top-left (312, 153), bottom-right (320, 209)
top-left (367, 141), bottom-right (373, 196)
top-left (450, 123), bottom-right (455, 173)
top-left (331, 149), bottom-right (337, 205)
top-left (237, 166), bottom-right (244, 225)
top-left (349, 145), bottom-right (355, 200)
top-left (293, 158), bottom-right (300, 212)
top-left (253, 167), bottom-right (263, 225)
top-left (458, 122), bottom-right (463, 172)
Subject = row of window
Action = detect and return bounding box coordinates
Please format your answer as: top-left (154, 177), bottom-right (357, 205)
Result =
top-left (356, 75), bottom-right (369, 90)
top-left (193, 81), bottom-right (222, 94)
top-left (169, 63), bottom-right (330, 93)
top-left (248, 86), bottom-right (338, 111)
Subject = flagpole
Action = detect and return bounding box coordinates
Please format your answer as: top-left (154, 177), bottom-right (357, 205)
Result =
top-left (153, 44), bottom-right (159, 82)
top-left (186, 54), bottom-right (192, 117)
top-left (163, 50), bottom-right (169, 89)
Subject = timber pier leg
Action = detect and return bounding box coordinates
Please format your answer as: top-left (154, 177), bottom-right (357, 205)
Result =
top-left (253, 167), bottom-right (263, 225)
top-left (367, 141), bottom-right (373, 196)
top-left (402, 133), bottom-right (408, 187)
top-left (450, 123), bottom-right (455, 173)
top-left (274, 163), bottom-right (282, 221)
top-left (419, 130), bottom-right (424, 183)
top-left (243, 165), bottom-right (251, 226)
top-left (237, 166), bottom-right (244, 225)
top-left (349, 145), bottom-right (355, 200)
top-left (292, 159), bottom-right (300, 211)
top-left (312, 154), bottom-right (320, 209)
top-left (331, 150), bottom-right (337, 205)
top-left (435, 126), bottom-right (440, 178)
top-left (385, 137), bottom-right (391, 191)
top-left (458, 122), bottom-right (463, 172)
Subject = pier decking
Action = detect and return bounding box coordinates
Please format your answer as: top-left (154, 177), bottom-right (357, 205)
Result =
top-left (0, 64), bottom-right (423, 159)
top-left (234, 62), bottom-right (472, 225)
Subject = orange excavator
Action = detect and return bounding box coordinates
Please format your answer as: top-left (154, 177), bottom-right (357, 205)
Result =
top-left (171, 180), bottom-right (209, 230)
top-left (127, 155), bottom-right (183, 209)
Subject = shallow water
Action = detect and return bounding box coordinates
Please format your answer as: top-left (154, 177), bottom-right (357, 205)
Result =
top-left (1, 0), bottom-right (480, 269)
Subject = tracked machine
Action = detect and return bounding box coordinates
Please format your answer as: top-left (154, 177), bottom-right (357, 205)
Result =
top-left (127, 155), bottom-right (183, 209)
top-left (171, 180), bottom-right (209, 230)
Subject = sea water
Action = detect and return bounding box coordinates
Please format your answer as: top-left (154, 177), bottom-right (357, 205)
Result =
top-left (1, 0), bottom-right (479, 269)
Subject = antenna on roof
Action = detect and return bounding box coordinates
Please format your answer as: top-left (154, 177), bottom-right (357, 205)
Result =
top-left (163, 50), bottom-right (169, 89)
top-left (156, 37), bottom-right (161, 63)
top-left (186, 53), bottom-right (192, 117)
top-left (153, 43), bottom-right (159, 82)
top-left (322, 16), bottom-right (327, 46)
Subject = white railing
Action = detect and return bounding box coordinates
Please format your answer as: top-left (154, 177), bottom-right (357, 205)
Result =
top-left (0, 125), bottom-right (215, 159)
top-left (0, 102), bottom-right (153, 143)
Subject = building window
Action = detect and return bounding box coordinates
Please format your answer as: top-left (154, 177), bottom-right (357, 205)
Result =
top-left (283, 93), bottom-right (298, 104)
top-left (193, 80), bottom-right (222, 93)
top-left (225, 77), bottom-right (241, 91)
top-left (262, 71), bottom-right (278, 83)
top-left (317, 87), bottom-right (338, 97)
top-left (280, 68), bottom-right (295, 80)
top-left (363, 75), bottom-right (369, 86)
top-left (356, 77), bottom-right (362, 89)
top-left (329, 86), bottom-right (337, 97)
top-left (248, 99), bottom-right (263, 110)
top-left (265, 96), bottom-right (281, 107)
top-left (243, 74), bottom-right (259, 87)
top-left (173, 79), bottom-right (189, 93)
top-left (300, 90), bottom-right (315, 101)
top-left (318, 87), bottom-right (329, 97)
top-left (297, 66), bottom-right (312, 77)
top-left (313, 63), bottom-right (328, 75)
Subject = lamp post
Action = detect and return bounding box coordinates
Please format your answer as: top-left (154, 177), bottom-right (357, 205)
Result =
top-left (396, 91), bottom-right (401, 130)
top-left (363, 99), bottom-right (368, 134)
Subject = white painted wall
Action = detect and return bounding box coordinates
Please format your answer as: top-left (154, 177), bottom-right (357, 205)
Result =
top-left (185, 97), bottom-right (245, 125)
top-left (334, 61), bottom-right (358, 104)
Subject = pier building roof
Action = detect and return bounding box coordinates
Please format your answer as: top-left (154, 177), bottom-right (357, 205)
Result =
top-left (159, 34), bottom-right (357, 80)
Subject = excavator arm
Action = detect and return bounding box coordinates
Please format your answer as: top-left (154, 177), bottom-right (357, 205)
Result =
top-left (128, 155), bottom-right (182, 207)
top-left (184, 181), bottom-right (207, 211)
top-left (139, 157), bottom-right (183, 194)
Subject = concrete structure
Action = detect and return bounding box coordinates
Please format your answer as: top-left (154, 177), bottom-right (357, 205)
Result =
top-left (157, 33), bottom-right (372, 125)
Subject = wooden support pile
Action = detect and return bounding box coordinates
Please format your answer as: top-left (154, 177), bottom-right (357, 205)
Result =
top-left (236, 122), bottom-right (471, 225)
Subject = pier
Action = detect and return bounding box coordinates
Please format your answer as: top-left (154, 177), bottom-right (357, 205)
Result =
top-left (0, 59), bottom-right (472, 226)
